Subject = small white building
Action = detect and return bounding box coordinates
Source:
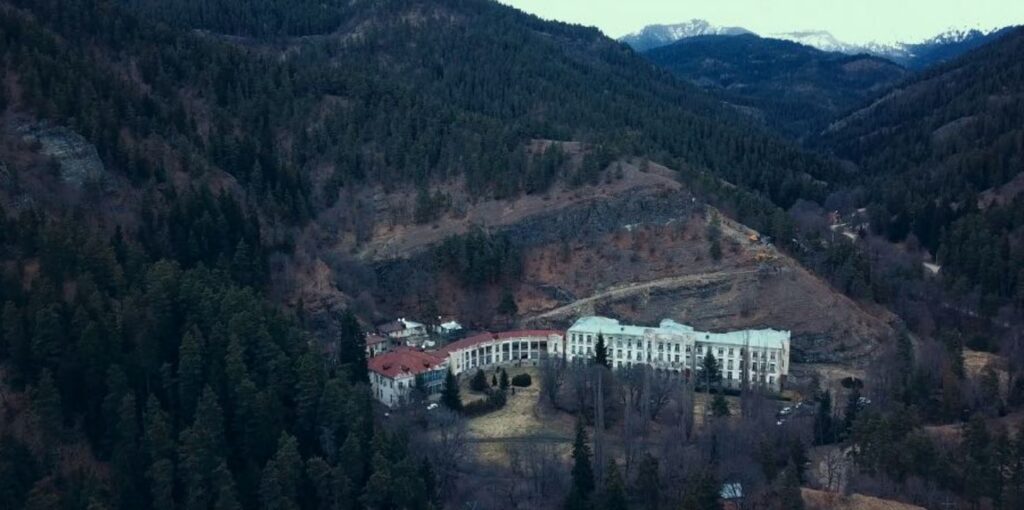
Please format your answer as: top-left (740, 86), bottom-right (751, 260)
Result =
top-left (439, 330), bottom-right (564, 376)
top-left (435, 320), bottom-right (463, 338)
top-left (368, 348), bottom-right (447, 408)
top-left (566, 316), bottom-right (790, 391)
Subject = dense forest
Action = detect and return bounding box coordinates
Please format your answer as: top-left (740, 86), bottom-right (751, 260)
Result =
top-left (816, 26), bottom-right (1024, 315)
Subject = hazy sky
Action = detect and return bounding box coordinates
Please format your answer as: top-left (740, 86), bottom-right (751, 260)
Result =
top-left (499, 0), bottom-right (1024, 44)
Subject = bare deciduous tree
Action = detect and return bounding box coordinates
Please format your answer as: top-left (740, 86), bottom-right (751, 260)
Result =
top-left (420, 408), bottom-right (470, 497)
top-left (539, 354), bottom-right (565, 408)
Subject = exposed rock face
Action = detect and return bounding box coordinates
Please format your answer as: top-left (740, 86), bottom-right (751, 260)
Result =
top-left (16, 121), bottom-right (107, 189)
top-left (488, 188), bottom-right (699, 248)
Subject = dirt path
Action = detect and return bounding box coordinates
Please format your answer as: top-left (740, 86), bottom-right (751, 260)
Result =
top-left (523, 267), bottom-right (761, 324)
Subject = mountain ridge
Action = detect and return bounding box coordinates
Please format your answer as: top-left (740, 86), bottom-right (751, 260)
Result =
top-left (623, 19), bottom-right (1018, 69)
top-left (643, 33), bottom-right (908, 138)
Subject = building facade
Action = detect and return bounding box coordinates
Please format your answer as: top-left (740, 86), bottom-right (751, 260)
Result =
top-left (368, 348), bottom-right (448, 407)
top-left (440, 330), bottom-right (564, 376)
top-left (566, 316), bottom-right (790, 391)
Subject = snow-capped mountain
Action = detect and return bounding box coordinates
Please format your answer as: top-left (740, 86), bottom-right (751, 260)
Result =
top-left (620, 20), bottom-right (751, 52)
top-left (622, 22), bottom-right (1017, 70)
top-left (766, 30), bottom-right (863, 54)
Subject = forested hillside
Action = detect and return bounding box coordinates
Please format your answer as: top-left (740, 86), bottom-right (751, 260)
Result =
top-left (817, 26), bottom-right (1024, 315)
top-left (644, 34), bottom-right (907, 138)
top-left (0, 0), bottom-right (848, 508)
top-left (109, 0), bottom-right (840, 206)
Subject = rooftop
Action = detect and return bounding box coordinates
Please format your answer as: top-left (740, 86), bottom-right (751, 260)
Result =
top-left (368, 348), bottom-right (445, 379)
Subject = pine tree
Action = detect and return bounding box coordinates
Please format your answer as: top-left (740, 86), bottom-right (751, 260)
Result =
top-left (441, 370), bottom-right (462, 412)
top-left (307, 457), bottom-right (352, 510)
top-left (362, 452), bottom-right (393, 510)
top-left (603, 459), bottom-right (628, 510)
top-left (567, 419), bottom-right (595, 508)
top-left (212, 462), bottom-right (242, 510)
top-left (178, 327), bottom-right (205, 422)
top-left (260, 433), bottom-right (302, 510)
top-left (338, 312), bottom-right (368, 384)
top-left (30, 304), bottom-right (64, 372)
top-left (316, 377), bottom-right (350, 462)
top-left (339, 431), bottom-right (367, 490)
top-left (1, 302), bottom-right (29, 382)
top-left (179, 387), bottom-right (227, 510)
top-left (112, 393), bottom-right (143, 508)
top-left (701, 352), bottom-right (721, 392)
top-left (231, 238), bottom-right (255, 286)
top-left (499, 368), bottom-right (509, 391)
top-left (470, 368), bottom-right (489, 392)
top-left (147, 458), bottom-right (175, 510)
top-left (842, 388), bottom-right (861, 439)
top-left (708, 213), bottom-right (723, 262)
top-left (294, 350), bottom-right (325, 445)
top-left (788, 438), bottom-right (809, 484)
top-left (497, 289), bottom-right (518, 317)
top-left (31, 369), bottom-right (62, 443)
top-left (595, 333), bottom-right (609, 368)
top-left (814, 390), bottom-right (835, 445)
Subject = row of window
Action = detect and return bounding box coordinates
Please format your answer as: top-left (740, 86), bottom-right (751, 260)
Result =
top-left (568, 334), bottom-right (777, 359)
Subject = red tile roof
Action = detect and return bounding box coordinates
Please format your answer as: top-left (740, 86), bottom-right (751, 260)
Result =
top-left (368, 348), bottom-right (445, 379)
top-left (438, 330), bottom-right (562, 355)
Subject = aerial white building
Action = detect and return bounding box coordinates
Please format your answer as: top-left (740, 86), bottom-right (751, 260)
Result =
top-left (566, 316), bottom-right (790, 391)
top-left (367, 330), bottom-right (565, 407)
top-left (440, 330), bottom-right (564, 376)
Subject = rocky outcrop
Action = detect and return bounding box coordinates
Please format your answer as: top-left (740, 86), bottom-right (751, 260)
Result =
top-left (15, 121), bottom-right (108, 189)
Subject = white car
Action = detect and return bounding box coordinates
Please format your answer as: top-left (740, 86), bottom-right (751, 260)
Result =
top-left (426, 403), bottom-right (439, 411)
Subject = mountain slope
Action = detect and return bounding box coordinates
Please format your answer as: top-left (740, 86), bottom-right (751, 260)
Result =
top-left (644, 34), bottom-right (907, 138)
top-left (816, 26), bottom-right (1024, 311)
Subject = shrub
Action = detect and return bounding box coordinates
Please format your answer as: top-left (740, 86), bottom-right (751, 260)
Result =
top-left (462, 390), bottom-right (507, 417)
top-left (511, 373), bottom-right (532, 387)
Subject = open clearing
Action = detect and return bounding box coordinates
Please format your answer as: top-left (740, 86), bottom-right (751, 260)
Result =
top-left (462, 367), bottom-right (575, 464)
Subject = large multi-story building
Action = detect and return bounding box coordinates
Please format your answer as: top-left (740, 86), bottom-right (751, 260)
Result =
top-left (367, 330), bottom-right (564, 407)
top-left (566, 316), bottom-right (791, 391)
top-left (440, 330), bottom-right (564, 376)
top-left (368, 347), bottom-right (448, 407)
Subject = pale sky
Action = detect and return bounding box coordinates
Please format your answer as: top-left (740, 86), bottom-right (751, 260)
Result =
top-left (499, 0), bottom-right (1024, 44)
